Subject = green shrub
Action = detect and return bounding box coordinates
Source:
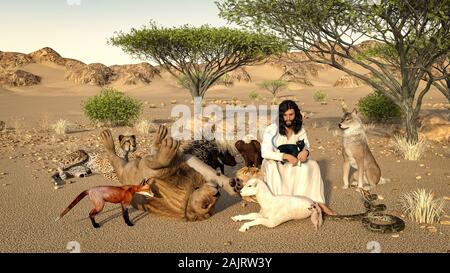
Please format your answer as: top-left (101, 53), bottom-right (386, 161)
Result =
top-left (357, 91), bottom-right (403, 123)
top-left (248, 90), bottom-right (259, 100)
top-left (82, 87), bottom-right (143, 126)
top-left (313, 90), bottom-right (327, 102)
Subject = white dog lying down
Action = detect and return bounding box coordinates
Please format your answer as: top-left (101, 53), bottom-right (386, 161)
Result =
top-left (231, 178), bottom-right (323, 232)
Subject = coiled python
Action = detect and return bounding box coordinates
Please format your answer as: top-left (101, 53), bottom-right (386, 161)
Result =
top-left (325, 189), bottom-right (405, 233)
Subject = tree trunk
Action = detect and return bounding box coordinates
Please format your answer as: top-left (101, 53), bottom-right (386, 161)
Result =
top-left (190, 89), bottom-right (202, 100)
top-left (403, 103), bottom-right (419, 143)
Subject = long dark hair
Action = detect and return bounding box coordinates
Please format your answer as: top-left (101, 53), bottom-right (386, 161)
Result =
top-left (278, 100), bottom-right (302, 136)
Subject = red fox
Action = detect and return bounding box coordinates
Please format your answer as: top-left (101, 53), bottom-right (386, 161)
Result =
top-left (56, 178), bottom-right (153, 228)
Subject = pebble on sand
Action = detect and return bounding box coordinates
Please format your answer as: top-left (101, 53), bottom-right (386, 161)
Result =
top-left (391, 234), bottom-right (399, 238)
top-left (427, 226), bottom-right (438, 233)
top-left (415, 176), bottom-right (422, 180)
top-left (224, 241), bottom-right (232, 246)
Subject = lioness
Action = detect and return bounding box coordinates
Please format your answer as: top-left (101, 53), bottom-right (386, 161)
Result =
top-left (100, 125), bottom-right (241, 221)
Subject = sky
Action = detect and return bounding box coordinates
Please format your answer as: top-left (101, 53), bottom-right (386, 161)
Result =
top-left (0, 0), bottom-right (232, 65)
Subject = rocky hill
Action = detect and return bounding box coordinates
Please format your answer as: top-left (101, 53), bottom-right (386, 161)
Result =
top-left (0, 47), bottom-right (161, 87)
top-left (0, 42), bottom-right (385, 88)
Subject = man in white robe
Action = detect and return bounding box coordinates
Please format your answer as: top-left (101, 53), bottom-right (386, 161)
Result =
top-left (261, 100), bottom-right (336, 215)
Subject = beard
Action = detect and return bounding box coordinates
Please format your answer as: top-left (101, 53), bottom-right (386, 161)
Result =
top-left (284, 120), bottom-right (293, 128)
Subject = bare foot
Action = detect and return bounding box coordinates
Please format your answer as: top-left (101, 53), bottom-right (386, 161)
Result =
top-left (318, 203), bottom-right (338, 216)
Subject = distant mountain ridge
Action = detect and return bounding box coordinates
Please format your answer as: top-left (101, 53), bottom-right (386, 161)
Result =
top-left (1, 44), bottom-right (380, 88)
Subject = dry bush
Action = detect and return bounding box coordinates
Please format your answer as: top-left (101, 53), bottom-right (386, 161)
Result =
top-left (399, 189), bottom-right (445, 224)
top-left (52, 119), bottom-right (69, 136)
top-left (391, 135), bottom-right (427, 160)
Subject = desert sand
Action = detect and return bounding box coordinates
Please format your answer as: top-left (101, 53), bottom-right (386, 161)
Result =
top-left (0, 49), bottom-right (449, 253)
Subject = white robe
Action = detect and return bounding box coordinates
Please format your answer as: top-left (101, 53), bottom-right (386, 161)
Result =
top-left (261, 124), bottom-right (326, 204)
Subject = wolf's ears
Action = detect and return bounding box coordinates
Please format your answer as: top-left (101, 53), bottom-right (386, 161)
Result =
top-left (340, 101), bottom-right (349, 113)
top-left (351, 108), bottom-right (358, 115)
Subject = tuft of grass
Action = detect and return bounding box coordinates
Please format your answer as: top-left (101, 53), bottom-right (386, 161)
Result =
top-left (391, 135), bottom-right (427, 160)
top-left (332, 129), bottom-right (341, 137)
top-left (135, 120), bottom-right (153, 134)
top-left (52, 119), bottom-right (69, 136)
top-left (399, 189), bottom-right (445, 224)
top-left (363, 123), bottom-right (376, 131)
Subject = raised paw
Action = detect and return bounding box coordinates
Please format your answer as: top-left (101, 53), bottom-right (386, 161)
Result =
top-left (229, 177), bottom-right (243, 194)
top-left (341, 185), bottom-right (349, 189)
top-left (239, 224), bottom-right (250, 233)
top-left (100, 129), bottom-right (116, 153)
top-left (156, 137), bottom-right (180, 166)
top-left (153, 125), bottom-right (168, 146)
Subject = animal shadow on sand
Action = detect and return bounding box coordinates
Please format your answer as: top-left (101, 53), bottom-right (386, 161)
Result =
top-left (77, 204), bottom-right (149, 227)
top-left (316, 159), bottom-right (333, 205)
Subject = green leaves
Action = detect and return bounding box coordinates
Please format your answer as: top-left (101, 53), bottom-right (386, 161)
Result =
top-left (82, 87), bottom-right (143, 126)
top-left (357, 91), bottom-right (403, 123)
top-left (110, 22), bottom-right (288, 98)
top-left (217, 0), bottom-right (449, 142)
top-left (257, 80), bottom-right (288, 97)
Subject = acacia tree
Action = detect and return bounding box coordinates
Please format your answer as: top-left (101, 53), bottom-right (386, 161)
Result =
top-left (110, 23), bottom-right (287, 99)
top-left (217, 0), bottom-right (450, 142)
top-left (258, 80), bottom-right (288, 98)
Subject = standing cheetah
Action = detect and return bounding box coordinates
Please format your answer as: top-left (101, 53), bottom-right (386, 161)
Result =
top-left (51, 135), bottom-right (137, 187)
